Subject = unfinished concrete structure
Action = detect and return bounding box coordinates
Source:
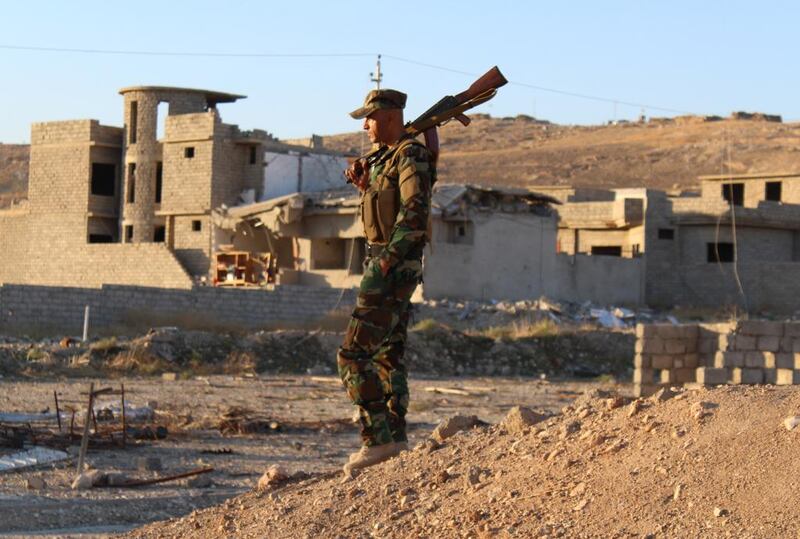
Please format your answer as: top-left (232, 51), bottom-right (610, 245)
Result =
top-left (0, 86), bottom-right (350, 288)
top-left (536, 172), bottom-right (800, 312)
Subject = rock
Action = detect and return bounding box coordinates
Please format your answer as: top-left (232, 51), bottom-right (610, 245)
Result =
top-left (187, 474), bottom-right (213, 488)
top-left (436, 470), bottom-right (450, 484)
top-left (628, 399), bottom-right (643, 417)
top-left (257, 464), bottom-right (289, 490)
top-left (71, 469), bottom-right (106, 490)
top-left (569, 482), bottom-right (586, 497)
top-left (713, 507), bottom-right (727, 517)
top-left (466, 466), bottom-right (481, 487)
top-left (105, 473), bottom-right (129, 486)
top-left (673, 484), bottom-right (683, 501)
top-left (606, 396), bottom-right (624, 410)
top-left (573, 499), bottom-right (589, 511)
top-left (650, 387), bottom-right (678, 403)
top-left (431, 415), bottom-right (482, 443)
top-left (784, 416), bottom-right (800, 431)
top-left (500, 406), bottom-right (547, 435)
top-left (26, 477), bottom-right (45, 490)
top-left (137, 457), bottom-right (163, 471)
top-left (559, 421), bottom-right (581, 439)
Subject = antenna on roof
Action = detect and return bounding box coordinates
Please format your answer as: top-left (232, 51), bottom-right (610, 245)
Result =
top-left (370, 54), bottom-right (382, 89)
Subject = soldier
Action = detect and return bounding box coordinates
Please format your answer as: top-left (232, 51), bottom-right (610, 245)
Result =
top-left (339, 89), bottom-right (435, 477)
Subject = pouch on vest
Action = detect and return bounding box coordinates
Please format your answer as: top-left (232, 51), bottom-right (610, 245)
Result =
top-left (361, 191), bottom-right (384, 244)
top-left (375, 187), bottom-right (398, 244)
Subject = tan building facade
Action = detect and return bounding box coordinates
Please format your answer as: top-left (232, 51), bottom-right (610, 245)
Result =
top-left (0, 86), bottom-right (276, 288)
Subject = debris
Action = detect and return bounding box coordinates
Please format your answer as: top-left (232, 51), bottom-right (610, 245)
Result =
top-left (501, 406), bottom-right (547, 434)
top-left (26, 477), bottom-right (46, 489)
top-left (201, 448), bottom-right (235, 455)
top-left (162, 372), bottom-right (178, 381)
top-left (257, 464), bottom-right (290, 490)
top-left (0, 412), bottom-right (59, 423)
top-left (127, 426), bottom-right (168, 440)
top-left (0, 446), bottom-right (70, 472)
top-left (784, 416), bottom-right (800, 431)
top-left (573, 499), bottom-right (589, 511)
top-left (71, 469), bottom-right (106, 490)
top-left (650, 387), bottom-right (678, 403)
top-left (187, 474), bottom-right (213, 488)
top-left (424, 387), bottom-right (472, 397)
top-left (590, 309), bottom-right (626, 329)
top-left (105, 467), bottom-right (214, 488)
top-left (137, 457), bottom-right (163, 472)
top-left (431, 415), bottom-right (484, 442)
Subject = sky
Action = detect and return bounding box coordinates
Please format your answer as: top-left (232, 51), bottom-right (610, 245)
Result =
top-left (0, 1), bottom-right (798, 143)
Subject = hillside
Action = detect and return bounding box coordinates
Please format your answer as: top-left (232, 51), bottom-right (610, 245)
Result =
top-left (324, 114), bottom-right (800, 192)
top-left (3, 115), bottom-right (800, 208)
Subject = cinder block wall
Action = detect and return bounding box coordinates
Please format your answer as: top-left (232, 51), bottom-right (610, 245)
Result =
top-left (0, 284), bottom-right (356, 336)
top-left (634, 320), bottom-right (800, 396)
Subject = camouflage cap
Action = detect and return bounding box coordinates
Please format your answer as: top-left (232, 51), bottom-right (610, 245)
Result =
top-left (349, 89), bottom-right (407, 119)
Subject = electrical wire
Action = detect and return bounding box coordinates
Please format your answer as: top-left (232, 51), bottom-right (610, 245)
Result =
top-left (0, 44), bottom-right (695, 116)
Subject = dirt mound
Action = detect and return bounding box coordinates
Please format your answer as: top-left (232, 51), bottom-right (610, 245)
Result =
top-left (126, 385), bottom-right (800, 538)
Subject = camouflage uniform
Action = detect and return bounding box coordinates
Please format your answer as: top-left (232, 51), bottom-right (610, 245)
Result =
top-left (337, 133), bottom-right (435, 447)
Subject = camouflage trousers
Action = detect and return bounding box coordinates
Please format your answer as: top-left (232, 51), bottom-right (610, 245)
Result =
top-left (337, 255), bottom-right (422, 447)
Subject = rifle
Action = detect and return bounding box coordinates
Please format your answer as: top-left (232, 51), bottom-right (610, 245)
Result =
top-left (346, 66), bottom-right (508, 182)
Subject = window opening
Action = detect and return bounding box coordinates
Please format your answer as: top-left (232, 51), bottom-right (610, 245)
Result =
top-left (184, 147), bottom-right (195, 159)
top-left (88, 234), bottom-right (113, 243)
top-left (721, 183), bottom-right (744, 206)
top-left (591, 246), bottom-right (622, 257)
top-left (153, 226), bottom-right (166, 242)
top-left (124, 225), bottom-right (134, 242)
top-left (707, 242), bottom-right (734, 263)
top-left (658, 228), bottom-right (675, 240)
top-left (129, 101), bottom-right (138, 144)
top-left (249, 146), bottom-right (257, 165)
top-left (127, 163), bottom-right (136, 203)
top-left (90, 163), bottom-right (116, 196)
top-left (192, 220), bottom-right (202, 232)
top-left (155, 162), bottom-right (163, 203)
top-left (765, 181), bottom-right (782, 202)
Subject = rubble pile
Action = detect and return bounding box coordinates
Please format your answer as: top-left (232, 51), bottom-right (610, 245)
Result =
top-left (418, 296), bottom-right (675, 330)
top-left (128, 385), bottom-right (800, 538)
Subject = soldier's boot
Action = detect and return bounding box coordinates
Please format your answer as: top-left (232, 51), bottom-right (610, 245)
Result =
top-left (343, 441), bottom-right (407, 478)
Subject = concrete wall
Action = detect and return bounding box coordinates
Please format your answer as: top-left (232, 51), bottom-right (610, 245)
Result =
top-left (634, 320), bottom-right (800, 396)
top-left (422, 212), bottom-right (558, 301)
top-left (553, 254), bottom-right (644, 305)
top-left (700, 176), bottom-right (800, 207)
top-left (0, 283), bottom-right (356, 336)
top-left (262, 152), bottom-right (348, 200)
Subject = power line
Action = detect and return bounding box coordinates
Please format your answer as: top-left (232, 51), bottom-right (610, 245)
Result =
top-left (0, 43), bottom-right (694, 115)
top-left (383, 54), bottom-right (695, 115)
top-left (0, 44), bottom-right (375, 58)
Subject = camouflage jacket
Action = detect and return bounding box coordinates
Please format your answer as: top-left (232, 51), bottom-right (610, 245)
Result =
top-left (365, 136), bottom-right (435, 268)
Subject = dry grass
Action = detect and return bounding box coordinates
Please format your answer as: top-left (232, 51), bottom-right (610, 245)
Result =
top-left (472, 318), bottom-right (561, 340)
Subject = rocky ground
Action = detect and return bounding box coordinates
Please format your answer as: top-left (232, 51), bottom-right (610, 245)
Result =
top-left (127, 384), bottom-right (800, 539)
top-left (0, 375), bottom-right (607, 536)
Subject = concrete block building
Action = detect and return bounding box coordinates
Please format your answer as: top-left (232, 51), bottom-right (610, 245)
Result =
top-left (0, 86), bottom-right (300, 288)
top-left (539, 172), bottom-right (800, 312)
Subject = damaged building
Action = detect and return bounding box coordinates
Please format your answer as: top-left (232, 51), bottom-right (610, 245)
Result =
top-left (0, 86), bottom-right (348, 289)
top-left (537, 172), bottom-right (800, 312)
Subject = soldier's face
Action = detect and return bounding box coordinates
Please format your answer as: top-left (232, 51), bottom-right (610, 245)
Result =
top-left (363, 109), bottom-right (401, 144)
top-left (363, 111), bottom-right (386, 144)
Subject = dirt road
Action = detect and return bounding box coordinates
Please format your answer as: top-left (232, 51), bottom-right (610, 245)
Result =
top-left (0, 374), bottom-right (612, 536)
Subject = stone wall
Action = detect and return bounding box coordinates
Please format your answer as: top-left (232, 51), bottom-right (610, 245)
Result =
top-left (634, 320), bottom-right (800, 396)
top-left (0, 283), bottom-right (356, 336)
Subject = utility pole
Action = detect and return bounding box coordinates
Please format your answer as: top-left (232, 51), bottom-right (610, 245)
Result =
top-left (370, 54), bottom-right (382, 89)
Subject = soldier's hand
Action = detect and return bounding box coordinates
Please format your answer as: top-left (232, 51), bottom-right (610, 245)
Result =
top-left (345, 161), bottom-right (369, 192)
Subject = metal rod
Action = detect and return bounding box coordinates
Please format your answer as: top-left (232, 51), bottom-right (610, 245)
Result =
top-left (54, 391), bottom-right (62, 432)
top-left (76, 382), bottom-right (94, 475)
top-left (107, 467), bottom-right (214, 488)
top-left (121, 383), bottom-right (126, 449)
top-left (82, 305), bottom-right (90, 342)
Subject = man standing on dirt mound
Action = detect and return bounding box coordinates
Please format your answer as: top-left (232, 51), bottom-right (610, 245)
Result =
top-left (338, 88), bottom-right (435, 477)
